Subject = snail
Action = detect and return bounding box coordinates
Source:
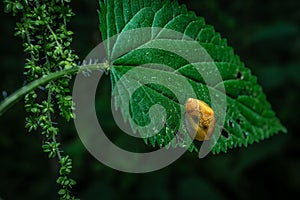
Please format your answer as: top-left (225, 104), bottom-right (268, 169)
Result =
top-left (185, 98), bottom-right (216, 141)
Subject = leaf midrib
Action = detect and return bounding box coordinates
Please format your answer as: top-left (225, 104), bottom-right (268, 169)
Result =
top-left (111, 64), bottom-right (274, 129)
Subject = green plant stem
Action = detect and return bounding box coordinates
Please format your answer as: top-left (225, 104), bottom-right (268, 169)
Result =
top-left (47, 24), bottom-right (63, 54)
top-left (0, 63), bottom-right (108, 117)
top-left (46, 82), bottom-right (63, 161)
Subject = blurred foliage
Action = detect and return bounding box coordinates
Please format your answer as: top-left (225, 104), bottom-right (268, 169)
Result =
top-left (0, 0), bottom-right (299, 199)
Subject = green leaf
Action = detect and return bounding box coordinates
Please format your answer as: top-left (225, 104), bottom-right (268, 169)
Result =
top-left (15, 2), bottom-right (23, 10)
top-left (98, 0), bottom-right (287, 154)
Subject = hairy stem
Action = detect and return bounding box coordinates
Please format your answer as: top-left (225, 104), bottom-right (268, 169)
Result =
top-left (0, 63), bottom-right (109, 117)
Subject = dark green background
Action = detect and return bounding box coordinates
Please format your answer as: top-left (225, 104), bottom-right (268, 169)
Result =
top-left (0, 0), bottom-right (299, 199)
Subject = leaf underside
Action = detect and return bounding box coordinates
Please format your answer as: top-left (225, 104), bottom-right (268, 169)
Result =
top-left (98, 0), bottom-right (287, 154)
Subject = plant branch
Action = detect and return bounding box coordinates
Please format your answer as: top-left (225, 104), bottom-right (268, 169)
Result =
top-left (0, 63), bottom-right (108, 117)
